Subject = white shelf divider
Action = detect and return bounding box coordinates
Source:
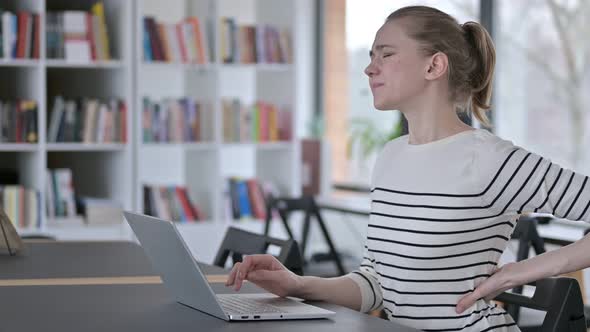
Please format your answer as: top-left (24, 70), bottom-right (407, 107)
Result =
top-left (0, 144), bottom-right (40, 152)
top-left (0, 59), bottom-right (41, 67)
top-left (46, 143), bottom-right (128, 152)
top-left (45, 60), bottom-right (125, 69)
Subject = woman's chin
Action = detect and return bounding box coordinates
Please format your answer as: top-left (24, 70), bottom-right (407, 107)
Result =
top-left (373, 101), bottom-right (395, 111)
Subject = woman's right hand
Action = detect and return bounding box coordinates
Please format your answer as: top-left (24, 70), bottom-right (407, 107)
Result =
top-left (225, 254), bottom-right (304, 298)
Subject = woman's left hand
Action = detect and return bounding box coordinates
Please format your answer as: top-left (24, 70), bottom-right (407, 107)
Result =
top-left (455, 263), bottom-right (518, 314)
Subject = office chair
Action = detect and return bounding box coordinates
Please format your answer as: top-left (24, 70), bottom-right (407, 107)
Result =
top-left (503, 216), bottom-right (589, 329)
top-left (263, 195), bottom-right (346, 276)
top-left (504, 216), bottom-right (547, 322)
top-left (213, 226), bottom-right (304, 276)
top-left (495, 277), bottom-right (586, 332)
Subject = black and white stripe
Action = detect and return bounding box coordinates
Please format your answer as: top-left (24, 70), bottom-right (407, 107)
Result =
top-left (348, 131), bottom-right (588, 332)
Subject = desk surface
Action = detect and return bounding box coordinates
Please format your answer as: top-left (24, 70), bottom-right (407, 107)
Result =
top-left (0, 241), bottom-right (158, 279)
top-left (0, 282), bottom-right (416, 332)
top-left (0, 241), bottom-right (418, 332)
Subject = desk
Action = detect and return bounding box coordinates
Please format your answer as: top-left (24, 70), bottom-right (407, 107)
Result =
top-left (0, 241), bottom-right (418, 332)
top-left (0, 241), bottom-right (156, 279)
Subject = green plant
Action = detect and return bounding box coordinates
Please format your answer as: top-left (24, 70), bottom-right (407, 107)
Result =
top-left (347, 116), bottom-right (403, 160)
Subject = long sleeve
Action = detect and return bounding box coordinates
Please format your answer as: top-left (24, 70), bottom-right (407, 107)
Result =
top-left (350, 131), bottom-right (521, 331)
top-left (347, 244), bottom-right (384, 313)
top-left (479, 137), bottom-right (590, 222)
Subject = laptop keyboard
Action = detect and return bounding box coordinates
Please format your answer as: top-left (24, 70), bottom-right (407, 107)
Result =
top-left (219, 296), bottom-right (286, 314)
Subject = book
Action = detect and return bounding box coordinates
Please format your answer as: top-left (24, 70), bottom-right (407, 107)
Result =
top-left (143, 185), bottom-right (204, 222)
top-left (236, 180), bottom-right (252, 218)
top-left (63, 11), bottom-right (91, 62)
top-left (0, 99), bottom-right (38, 143)
top-left (77, 197), bottom-right (123, 225)
top-left (225, 177), bottom-right (272, 221)
top-left (91, 2), bottom-right (110, 60)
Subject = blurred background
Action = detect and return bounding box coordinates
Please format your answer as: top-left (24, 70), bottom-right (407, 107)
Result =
top-left (0, 0), bottom-right (588, 303)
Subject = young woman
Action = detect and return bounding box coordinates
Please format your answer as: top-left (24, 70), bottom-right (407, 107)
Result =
top-left (226, 6), bottom-right (590, 331)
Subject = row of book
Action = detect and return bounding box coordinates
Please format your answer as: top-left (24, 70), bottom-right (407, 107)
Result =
top-left (46, 2), bottom-right (111, 61)
top-left (142, 97), bottom-right (212, 143)
top-left (143, 185), bottom-right (204, 222)
top-left (220, 18), bottom-right (292, 64)
top-left (143, 16), bottom-right (212, 64)
top-left (45, 168), bottom-right (124, 225)
top-left (222, 99), bottom-right (292, 143)
top-left (225, 177), bottom-right (279, 221)
top-left (0, 185), bottom-right (41, 228)
top-left (48, 96), bottom-right (128, 143)
top-left (46, 168), bottom-right (77, 218)
top-left (0, 10), bottom-right (40, 59)
top-left (0, 99), bottom-right (38, 143)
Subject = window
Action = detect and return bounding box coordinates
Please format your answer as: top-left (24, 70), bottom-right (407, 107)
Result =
top-left (494, 0), bottom-right (590, 173)
top-left (325, 0), bottom-right (480, 187)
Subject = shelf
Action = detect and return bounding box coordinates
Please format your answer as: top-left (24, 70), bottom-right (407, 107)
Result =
top-left (141, 61), bottom-right (214, 71)
top-left (45, 60), bottom-right (124, 69)
top-left (141, 142), bottom-right (218, 151)
top-left (0, 59), bottom-right (40, 68)
top-left (46, 143), bottom-right (128, 152)
top-left (256, 142), bottom-right (293, 150)
top-left (141, 62), bottom-right (291, 72)
top-left (0, 0), bottom-right (303, 242)
top-left (16, 227), bottom-right (43, 234)
top-left (222, 142), bottom-right (293, 150)
top-left (255, 63), bottom-right (293, 71)
top-left (44, 223), bottom-right (131, 241)
top-left (219, 63), bottom-right (292, 71)
top-left (0, 143), bottom-right (39, 152)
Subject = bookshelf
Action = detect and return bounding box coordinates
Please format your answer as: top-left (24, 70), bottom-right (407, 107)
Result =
top-left (0, 0), bottom-right (314, 251)
top-left (135, 0), bottom-right (301, 231)
top-left (0, 0), bottom-right (134, 239)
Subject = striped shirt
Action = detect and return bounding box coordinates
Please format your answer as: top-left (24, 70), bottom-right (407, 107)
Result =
top-left (347, 128), bottom-right (590, 332)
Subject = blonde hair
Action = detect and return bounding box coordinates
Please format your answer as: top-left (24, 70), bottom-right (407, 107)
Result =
top-left (387, 6), bottom-right (496, 126)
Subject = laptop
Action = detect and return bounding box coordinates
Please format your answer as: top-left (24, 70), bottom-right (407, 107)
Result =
top-left (124, 212), bottom-right (335, 321)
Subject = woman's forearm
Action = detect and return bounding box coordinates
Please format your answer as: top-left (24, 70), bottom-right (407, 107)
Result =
top-left (508, 233), bottom-right (590, 286)
top-left (292, 275), bottom-right (363, 311)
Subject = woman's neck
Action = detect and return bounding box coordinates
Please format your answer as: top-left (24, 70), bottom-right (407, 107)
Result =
top-left (403, 104), bottom-right (474, 145)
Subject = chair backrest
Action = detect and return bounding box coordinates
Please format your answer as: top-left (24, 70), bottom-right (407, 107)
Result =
top-left (511, 216), bottom-right (546, 261)
top-left (213, 226), bottom-right (304, 276)
top-left (496, 277), bottom-right (586, 332)
top-left (265, 196), bottom-right (316, 223)
top-left (505, 216), bottom-right (548, 322)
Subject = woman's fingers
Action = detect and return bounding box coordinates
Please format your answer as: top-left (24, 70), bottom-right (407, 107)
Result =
top-left (226, 254), bottom-right (285, 291)
top-left (225, 262), bottom-right (241, 287)
top-left (235, 256), bottom-right (255, 291)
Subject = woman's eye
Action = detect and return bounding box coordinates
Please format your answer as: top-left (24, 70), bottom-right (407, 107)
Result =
top-left (383, 53), bottom-right (393, 58)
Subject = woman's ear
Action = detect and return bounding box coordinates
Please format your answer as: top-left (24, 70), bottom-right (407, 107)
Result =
top-left (425, 52), bottom-right (448, 81)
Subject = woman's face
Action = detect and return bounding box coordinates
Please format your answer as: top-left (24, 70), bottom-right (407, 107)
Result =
top-left (364, 20), bottom-right (430, 111)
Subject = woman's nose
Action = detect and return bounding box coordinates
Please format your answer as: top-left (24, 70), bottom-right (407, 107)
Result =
top-left (364, 61), bottom-right (378, 77)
